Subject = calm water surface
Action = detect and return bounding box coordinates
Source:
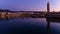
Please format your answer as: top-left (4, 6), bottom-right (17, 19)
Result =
top-left (0, 18), bottom-right (60, 34)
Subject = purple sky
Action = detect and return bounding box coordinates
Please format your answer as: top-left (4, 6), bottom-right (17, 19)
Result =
top-left (0, 0), bottom-right (60, 11)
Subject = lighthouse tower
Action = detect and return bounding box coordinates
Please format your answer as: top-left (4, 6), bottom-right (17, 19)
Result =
top-left (47, 2), bottom-right (50, 12)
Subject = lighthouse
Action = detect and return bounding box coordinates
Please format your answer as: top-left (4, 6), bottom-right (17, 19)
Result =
top-left (47, 2), bottom-right (50, 12)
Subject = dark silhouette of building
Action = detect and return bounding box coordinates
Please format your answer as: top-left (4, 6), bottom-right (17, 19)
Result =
top-left (47, 2), bottom-right (50, 12)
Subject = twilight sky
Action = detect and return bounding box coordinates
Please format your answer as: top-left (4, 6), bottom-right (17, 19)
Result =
top-left (0, 0), bottom-right (60, 11)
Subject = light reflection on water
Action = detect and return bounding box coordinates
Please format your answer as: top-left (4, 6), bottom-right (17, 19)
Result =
top-left (0, 18), bottom-right (60, 34)
top-left (0, 18), bottom-right (47, 34)
top-left (50, 22), bottom-right (60, 34)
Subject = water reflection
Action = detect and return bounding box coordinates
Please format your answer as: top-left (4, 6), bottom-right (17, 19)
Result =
top-left (0, 18), bottom-right (47, 34)
top-left (50, 22), bottom-right (60, 34)
top-left (0, 18), bottom-right (60, 34)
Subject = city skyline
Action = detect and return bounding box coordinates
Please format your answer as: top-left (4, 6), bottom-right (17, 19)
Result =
top-left (0, 0), bottom-right (60, 12)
